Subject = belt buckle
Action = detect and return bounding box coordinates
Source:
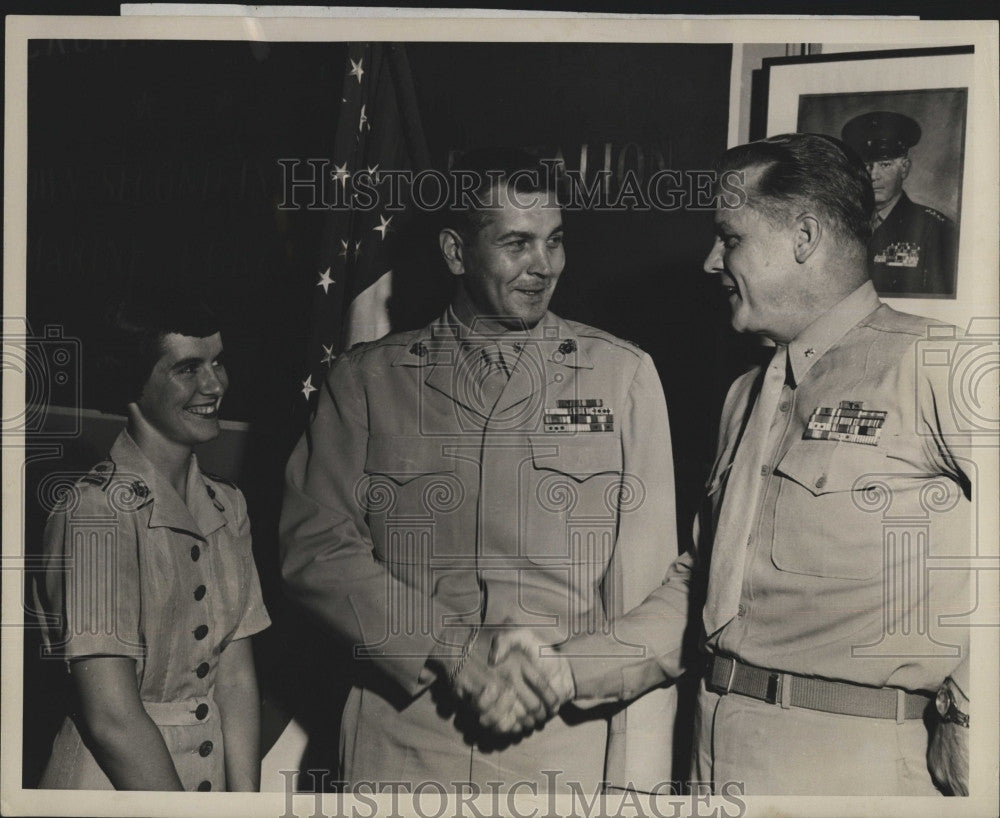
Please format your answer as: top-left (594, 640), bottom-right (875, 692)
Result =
top-left (764, 672), bottom-right (781, 704)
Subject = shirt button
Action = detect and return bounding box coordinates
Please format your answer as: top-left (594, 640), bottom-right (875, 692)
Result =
top-left (190, 544), bottom-right (201, 562)
top-left (194, 625), bottom-right (209, 640)
top-left (195, 703), bottom-right (209, 720)
top-left (196, 662), bottom-right (210, 678)
top-left (199, 740), bottom-right (214, 757)
top-left (194, 585), bottom-right (206, 601)
top-left (760, 465), bottom-right (769, 476)
top-left (779, 401), bottom-right (790, 412)
top-left (197, 780), bottom-right (212, 791)
top-left (815, 475), bottom-right (827, 489)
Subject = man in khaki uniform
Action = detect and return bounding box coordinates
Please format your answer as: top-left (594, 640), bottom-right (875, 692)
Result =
top-left (499, 134), bottom-right (972, 795)
top-left (279, 150), bottom-right (678, 792)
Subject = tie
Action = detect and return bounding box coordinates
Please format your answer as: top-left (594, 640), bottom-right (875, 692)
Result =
top-left (473, 341), bottom-right (510, 408)
top-left (703, 345), bottom-right (788, 636)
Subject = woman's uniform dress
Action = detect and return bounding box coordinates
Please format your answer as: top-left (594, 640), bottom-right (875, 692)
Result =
top-left (34, 430), bottom-right (271, 791)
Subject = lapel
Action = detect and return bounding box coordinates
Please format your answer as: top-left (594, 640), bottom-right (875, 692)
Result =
top-left (495, 314), bottom-right (594, 415)
top-left (184, 458), bottom-right (229, 539)
top-left (110, 431), bottom-right (226, 541)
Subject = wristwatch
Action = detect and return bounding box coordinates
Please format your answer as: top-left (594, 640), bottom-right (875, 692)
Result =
top-left (935, 679), bottom-right (970, 728)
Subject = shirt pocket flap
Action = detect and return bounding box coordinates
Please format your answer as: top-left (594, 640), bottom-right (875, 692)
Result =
top-left (528, 435), bottom-right (622, 482)
top-left (775, 440), bottom-right (890, 496)
top-left (364, 436), bottom-right (457, 485)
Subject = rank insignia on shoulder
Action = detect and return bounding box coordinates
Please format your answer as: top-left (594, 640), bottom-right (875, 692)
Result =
top-left (803, 401), bottom-right (886, 445)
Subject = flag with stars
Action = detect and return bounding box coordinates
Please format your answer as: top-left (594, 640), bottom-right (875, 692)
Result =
top-left (298, 43), bottom-right (429, 405)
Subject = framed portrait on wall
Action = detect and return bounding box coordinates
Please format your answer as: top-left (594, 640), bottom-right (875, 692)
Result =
top-left (754, 46), bottom-right (974, 309)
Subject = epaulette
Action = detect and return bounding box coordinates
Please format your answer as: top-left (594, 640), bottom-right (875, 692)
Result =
top-left (922, 207), bottom-right (947, 223)
top-left (201, 469), bottom-right (238, 490)
top-left (79, 459), bottom-right (114, 489)
top-left (574, 326), bottom-right (644, 357)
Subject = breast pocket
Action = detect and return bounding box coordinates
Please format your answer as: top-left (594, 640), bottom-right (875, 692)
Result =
top-left (521, 435), bottom-right (624, 565)
top-left (362, 436), bottom-right (465, 564)
top-left (771, 441), bottom-right (898, 580)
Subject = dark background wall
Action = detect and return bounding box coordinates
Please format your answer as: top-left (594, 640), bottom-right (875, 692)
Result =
top-left (23, 38), bottom-right (751, 786)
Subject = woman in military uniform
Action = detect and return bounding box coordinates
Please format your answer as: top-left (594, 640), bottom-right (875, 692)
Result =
top-left (34, 293), bottom-right (270, 791)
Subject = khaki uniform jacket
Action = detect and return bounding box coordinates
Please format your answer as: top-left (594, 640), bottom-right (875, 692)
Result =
top-left (280, 310), bottom-right (678, 791)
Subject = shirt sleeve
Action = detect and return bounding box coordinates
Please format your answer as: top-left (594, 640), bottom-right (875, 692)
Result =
top-left (230, 487), bottom-right (271, 642)
top-left (279, 353), bottom-right (458, 696)
top-left (567, 351), bottom-right (695, 698)
top-left (33, 483), bottom-right (145, 662)
top-left (912, 329), bottom-right (974, 692)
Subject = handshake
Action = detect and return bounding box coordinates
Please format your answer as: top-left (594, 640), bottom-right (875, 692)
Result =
top-left (434, 626), bottom-right (576, 736)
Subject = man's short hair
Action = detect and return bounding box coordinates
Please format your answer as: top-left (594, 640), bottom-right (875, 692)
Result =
top-left (718, 133), bottom-right (874, 248)
top-left (447, 147), bottom-right (562, 239)
top-left (97, 289), bottom-right (220, 413)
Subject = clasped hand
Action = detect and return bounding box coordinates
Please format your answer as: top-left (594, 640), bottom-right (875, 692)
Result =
top-left (448, 627), bottom-right (574, 735)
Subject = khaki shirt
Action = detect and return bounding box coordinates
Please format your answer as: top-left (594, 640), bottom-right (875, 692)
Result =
top-left (280, 310), bottom-right (678, 789)
top-left (571, 282), bottom-right (972, 701)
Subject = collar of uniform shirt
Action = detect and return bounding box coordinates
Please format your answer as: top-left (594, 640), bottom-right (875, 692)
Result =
top-left (786, 280), bottom-right (882, 386)
top-left (444, 303), bottom-right (539, 341)
top-left (875, 191), bottom-right (904, 223)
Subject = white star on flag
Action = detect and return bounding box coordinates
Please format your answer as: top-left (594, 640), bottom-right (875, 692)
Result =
top-left (332, 163), bottom-right (350, 190)
top-left (353, 239), bottom-right (363, 260)
top-left (348, 57), bottom-right (364, 84)
top-left (339, 239), bottom-right (349, 259)
top-left (373, 214), bottom-right (393, 239)
top-left (358, 104), bottom-right (368, 132)
top-left (300, 374), bottom-right (317, 400)
top-left (321, 344), bottom-right (336, 367)
top-left (366, 164), bottom-right (380, 182)
top-left (316, 267), bottom-right (335, 294)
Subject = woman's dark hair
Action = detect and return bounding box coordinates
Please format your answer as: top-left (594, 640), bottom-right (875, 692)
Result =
top-left (97, 290), bottom-right (220, 413)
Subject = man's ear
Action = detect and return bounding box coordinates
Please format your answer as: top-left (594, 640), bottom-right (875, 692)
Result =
top-left (901, 155), bottom-right (912, 180)
top-left (793, 213), bottom-right (822, 264)
top-left (439, 228), bottom-right (466, 277)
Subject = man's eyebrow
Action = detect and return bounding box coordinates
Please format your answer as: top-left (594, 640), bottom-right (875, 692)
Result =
top-left (492, 229), bottom-right (534, 242)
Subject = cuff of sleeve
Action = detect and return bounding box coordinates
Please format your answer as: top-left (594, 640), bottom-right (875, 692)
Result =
top-left (948, 660), bottom-right (970, 701)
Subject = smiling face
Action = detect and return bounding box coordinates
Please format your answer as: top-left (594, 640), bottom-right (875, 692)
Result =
top-left (703, 169), bottom-right (811, 344)
top-left (867, 156), bottom-right (910, 208)
top-left (447, 184), bottom-right (565, 330)
top-left (134, 332), bottom-right (228, 449)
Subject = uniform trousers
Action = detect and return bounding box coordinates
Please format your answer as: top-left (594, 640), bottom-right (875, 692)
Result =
top-left (693, 680), bottom-right (941, 795)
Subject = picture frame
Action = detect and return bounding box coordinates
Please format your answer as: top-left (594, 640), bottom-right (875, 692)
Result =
top-left (753, 46), bottom-right (975, 315)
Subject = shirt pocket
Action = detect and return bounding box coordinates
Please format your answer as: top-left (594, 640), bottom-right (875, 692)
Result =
top-left (771, 441), bottom-right (897, 580)
top-left (362, 436), bottom-right (464, 564)
top-left (522, 435), bottom-right (624, 565)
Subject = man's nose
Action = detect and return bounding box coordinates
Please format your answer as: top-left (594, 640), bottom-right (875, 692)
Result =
top-left (703, 237), bottom-right (724, 275)
top-left (528, 243), bottom-right (552, 276)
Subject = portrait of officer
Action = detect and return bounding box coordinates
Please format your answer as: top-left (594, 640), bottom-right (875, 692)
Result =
top-left (495, 133), bottom-right (972, 796)
top-left (279, 148), bottom-right (678, 793)
top-left (841, 110), bottom-right (959, 296)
